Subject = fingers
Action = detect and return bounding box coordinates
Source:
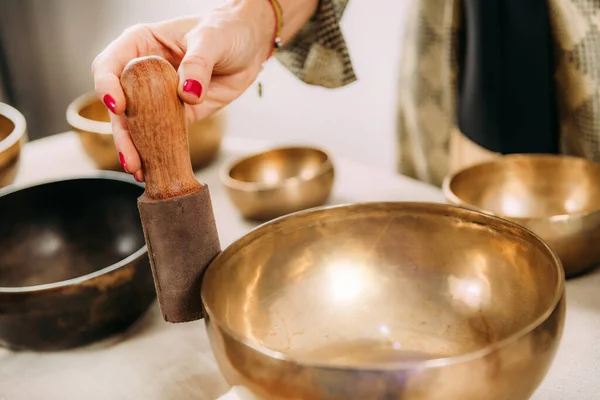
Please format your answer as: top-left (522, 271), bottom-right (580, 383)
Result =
top-left (92, 24), bottom-right (158, 116)
top-left (109, 112), bottom-right (144, 182)
top-left (177, 27), bottom-right (223, 105)
top-left (92, 42), bottom-right (130, 116)
top-left (93, 24), bottom-right (163, 182)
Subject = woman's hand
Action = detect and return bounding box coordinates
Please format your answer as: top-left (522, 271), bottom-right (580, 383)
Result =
top-left (92, 0), bottom-right (277, 181)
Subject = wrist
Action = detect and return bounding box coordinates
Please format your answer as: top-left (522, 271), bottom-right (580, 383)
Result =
top-left (229, 0), bottom-right (279, 62)
top-left (227, 0), bottom-right (319, 62)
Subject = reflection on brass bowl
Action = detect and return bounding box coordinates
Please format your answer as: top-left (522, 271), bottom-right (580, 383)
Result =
top-left (221, 146), bottom-right (334, 221)
top-left (202, 202), bottom-right (565, 400)
top-left (66, 91), bottom-right (224, 171)
top-left (0, 173), bottom-right (156, 351)
top-left (443, 154), bottom-right (600, 278)
top-left (0, 102), bottom-right (28, 188)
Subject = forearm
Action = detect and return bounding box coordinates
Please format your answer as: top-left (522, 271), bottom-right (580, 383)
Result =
top-left (276, 0), bottom-right (319, 44)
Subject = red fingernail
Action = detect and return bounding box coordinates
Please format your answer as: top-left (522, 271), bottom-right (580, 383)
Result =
top-left (134, 171), bottom-right (143, 183)
top-left (118, 152), bottom-right (129, 173)
top-left (183, 79), bottom-right (202, 97)
top-left (103, 94), bottom-right (116, 113)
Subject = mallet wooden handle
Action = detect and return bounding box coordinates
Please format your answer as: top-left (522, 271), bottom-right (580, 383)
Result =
top-left (121, 56), bottom-right (201, 200)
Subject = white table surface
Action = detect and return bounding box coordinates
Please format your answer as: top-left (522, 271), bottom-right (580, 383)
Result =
top-left (0, 132), bottom-right (599, 400)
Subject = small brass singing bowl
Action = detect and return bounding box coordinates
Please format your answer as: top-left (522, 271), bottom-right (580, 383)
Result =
top-left (220, 146), bottom-right (334, 221)
top-left (0, 102), bottom-right (28, 188)
top-left (443, 154), bottom-right (600, 278)
top-left (66, 91), bottom-right (224, 170)
top-left (202, 202), bottom-right (565, 400)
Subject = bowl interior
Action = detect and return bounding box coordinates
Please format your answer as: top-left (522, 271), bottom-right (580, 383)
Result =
top-left (0, 176), bottom-right (145, 288)
top-left (0, 114), bottom-right (15, 143)
top-left (203, 203), bottom-right (562, 368)
top-left (79, 98), bottom-right (111, 123)
top-left (228, 147), bottom-right (329, 185)
top-left (448, 155), bottom-right (600, 218)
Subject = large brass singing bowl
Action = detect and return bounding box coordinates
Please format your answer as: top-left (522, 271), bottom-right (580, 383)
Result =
top-left (202, 202), bottom-right (565, 400)
top-left (0, 102), bottom-right (28, 188)
top-left (66, 91), bottom-right (224, 170)
top-left (443, 154), bottom-right (600, 277)
top-left (221, 146), bottom-right (334, 221)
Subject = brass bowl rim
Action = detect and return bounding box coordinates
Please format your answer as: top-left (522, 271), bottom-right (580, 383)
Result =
top-left (202, 201), bottom-right (565, 371)
top-left (0, 172), bottom-right (148, 293)
top-left (442, 153), bottom-right (600, 222)
top-left (66, 91), bottom-right (112, 135)
top-left (66, 91), bottom-right (227, 137)
top-left (219, 145), bottom-right (334, 192)
top-left (0, 102), bottom-right (27, 153)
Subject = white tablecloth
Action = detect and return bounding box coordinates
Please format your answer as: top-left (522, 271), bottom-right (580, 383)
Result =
top-left (0, 132), bottom-right (599, 399)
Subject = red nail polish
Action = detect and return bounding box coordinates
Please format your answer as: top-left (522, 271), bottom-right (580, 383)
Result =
top-left (103, 94), bottom-right (116, 113)
top-left (183, 79), bottom-right (202, 97)
top-left (118, 152), bottom-right (129, 173)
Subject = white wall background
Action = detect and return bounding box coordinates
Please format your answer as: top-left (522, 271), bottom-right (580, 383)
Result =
top-left (3, 0), bottom-right (411, 172)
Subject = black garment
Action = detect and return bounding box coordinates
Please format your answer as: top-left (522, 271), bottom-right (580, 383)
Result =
top-left (457, 0), bottom-right (559, 154)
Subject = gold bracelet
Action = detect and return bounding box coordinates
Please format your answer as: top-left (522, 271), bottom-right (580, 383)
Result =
top-left (265, 0), bottom-right (283, 59)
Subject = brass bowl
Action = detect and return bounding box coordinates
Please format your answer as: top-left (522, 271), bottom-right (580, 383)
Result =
top-left (443, 154), bottom-right (600, 277)
top-left (0, 173), bottom-right (156, 351)
top-left (202, 202), bottom-right (565, 400)
top-left (0, 102), bottom-right (28, 188)
top-left (221, 146), bottom-right (334, 221)
top-left (66, 91), bottom-right (224, 170)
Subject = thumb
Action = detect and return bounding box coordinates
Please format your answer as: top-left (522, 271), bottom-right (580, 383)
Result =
top-left (178, 28), bottom-right (221, 105)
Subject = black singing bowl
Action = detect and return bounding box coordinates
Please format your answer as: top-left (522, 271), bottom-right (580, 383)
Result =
top-left (0, 173), bottom-right (156, 351)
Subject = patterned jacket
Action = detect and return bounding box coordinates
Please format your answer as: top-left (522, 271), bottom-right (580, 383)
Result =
top-left (276, 0), bottom-right (600, 186)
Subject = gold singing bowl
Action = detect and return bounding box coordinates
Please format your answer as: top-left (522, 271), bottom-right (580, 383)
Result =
top-left (443, 154), bottom-right (600, 277)
top-left (0, 103), bottom-right (27, 188)
top-left (66, 91), bottom-right (224, 170)
top-left (202, 202), bottom-right (565, 400)
top-left (221, 146), bottom-right (334, 221)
